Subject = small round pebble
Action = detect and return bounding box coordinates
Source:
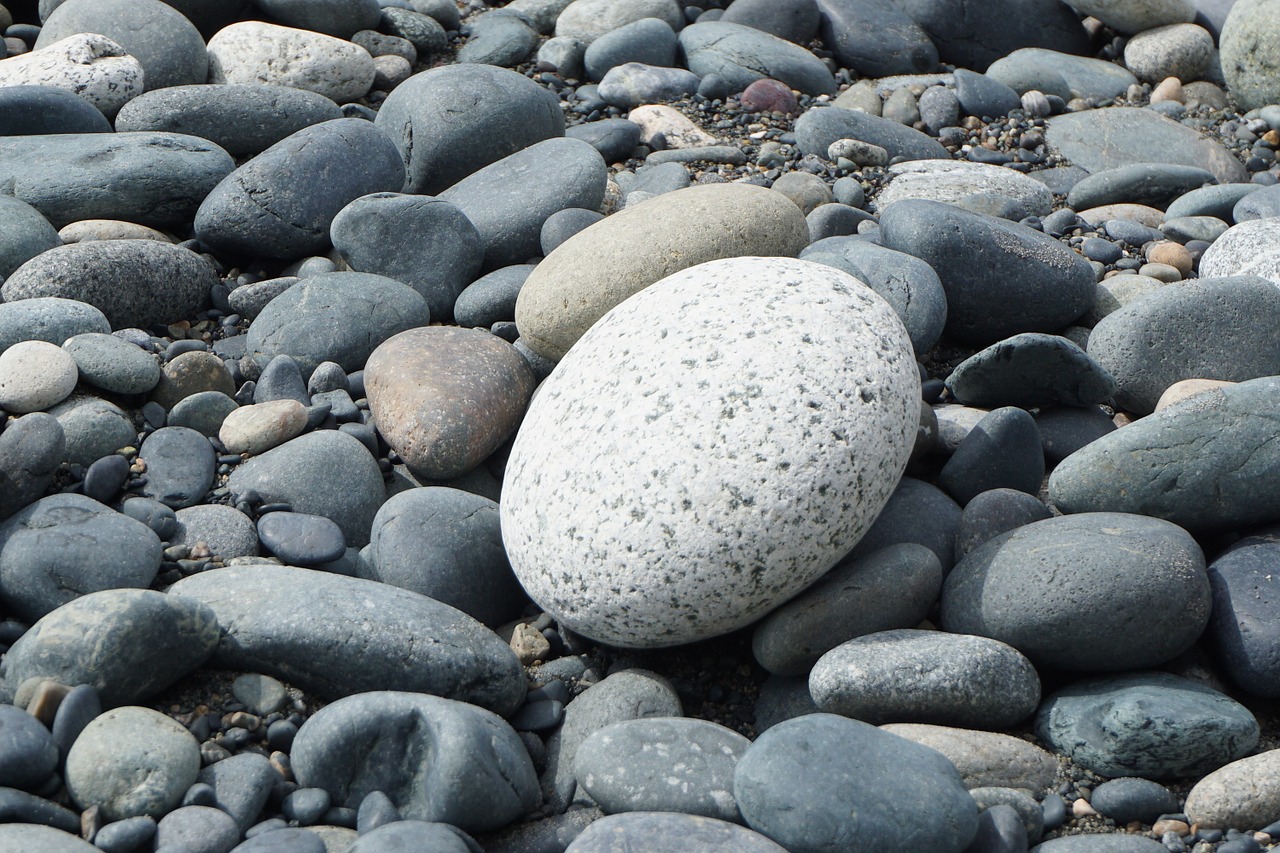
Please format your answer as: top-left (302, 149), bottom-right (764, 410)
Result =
top-left (256, 511), bottom-right (346, 566)
top-left (1090, 777), bottom-right (1180, 824)
top-left (232, 673), bottom-right (287, 716)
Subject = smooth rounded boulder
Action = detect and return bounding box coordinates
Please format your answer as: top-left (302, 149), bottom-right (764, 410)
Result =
top-left (1206, 530), bottom-right (1280, 697)
top-left (1, 240), bottom-right (214, 330)
top-left (195, 119), bottom-right (405, 260)
top-left (374, 64), bottom-right (566, 195)
top-left (0, 196), bottom-right (61, 283)
top-left (941, 513), bottom-right (1210, 672)
top-left (502, 257), bottom-right (919, 648)
top-left (565, 813), bottom-right (788, 852)
top-left (891, 0), bottom-right (1089, 71)
top-left (0, 85), bottom-right (113, 136)
top-left (1220, 0), bottom-right (1280, 111)
top-left (169, 566), bottom-right (527, 716)
top-left (677, 21), bottom-right (837, 95)
top-left (0, 34), bottom-right (143, 117)
top-left (515, 183), bottom-right (810, 361)
top-left (206, 21), bottom-right (376, 103)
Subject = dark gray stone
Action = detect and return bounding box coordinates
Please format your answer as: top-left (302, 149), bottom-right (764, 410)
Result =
top-left (752, 544), bottom-right (942, 676)
top-left (168, 565), bottom-right (526, 715)
top-left (946, 333), bottom-right (1118, 409)
top-left (574, 717), bottom-right (749, 821)
top-left (847, 476), bottom-right (962, 573)
top-left (1233, 183), bottom-right (1280, 222)
top-left (253, 354), bottom-right (310, 406)
top-left (0, 298), bottom-right (109, 356)
top-left (722, 0), bottom-right (820, 44)
top-left (879, 200), bottom-right (1096, 346)
top-left (0, 413), bottom-right (65, 522)
top-left (0, 196), bottom-right (60, 284)
top-left (197, 752), bottom-right (276, 833)
top-left (1090, 778), bottom-right (1179, 824)
top-left (969, 788), bottom-right (1042, 843)
top-left (542, 209), bottom-right (605, 256)
top-left (1033, 405), bottom-right (1116, 464)
top-left (257, 511), bottom-right (346, 566)
top-left (0, 787), bottom-right (81, 834)
top-left (63, 333), bottom-right (161, 396)
top-left (954, 488), bottom-right (1051, 563)
top-left (254, 0), bottom-right (381, 38)
top-left (138, 426), bottom-right (216, 510)
top-left (814, 0), bottom-right (936, 77)
top-left (116, 84), bottom-right (343, 158)
top-left (457, 10), bottom-right (540, 67)
top-left (753, 675), bottom-right (819, 733)
top-left (891, 0), bottom-right (1089, 72)
top-left (566, 119), bottom-right (643, 164)
top-left (380, 7), bottom-right (449, 57)
top-left (195, 119), bottom-right (404, 260)
top-left (919, 85), bottom-right (960, 135)
top-left (230, 827), bottom-right (325, 853)
top-left (330, 193), bottom-right (482, 323)
top-left (0, 705), bottom-right (58, 792)
top-left (584, 17), bottom-right (677, 81)
top-left (1086, 275), bottom-right (1280, 415)
top-left (962, 804), bottom-right (1027, 853)
top-left (37, 0), bottom-right (208, 90)
top-left (291, 691), bottom-right (537, 832)
top-left (809, 629), bottom-right (1041, 728)
top-left (1, 240), bottom-right (214, 331)
top-left (987, 48), bottom-right (1132, 102)
top-left (0, 494), bottom-right (162, 622)
top-left (95, 816), bottom-right (157, 853)
top-left (559, 812), bottom-right (786, 852)
top-left (167, 390), bottom-right (237, 437)
top-left (734, 714), bottom-right (979, 853)
top-left (364, 487), bottom-right (526, 628)
top-left (1034, 671), bottom-right (1259, 780)
top-left (597, 62), bottom-right (700, 108)
top-left (1206, 530), bottom-right (1280, 698)
top-left (937, 407), bottom-right (1044, 506)
top-left (796, 106), bottom-right (949, 162)
top-left (0, 132), bottom-right (233, 229)
top-left (805, 205), bottom-right (874, 242)
top-left (245, 272), bottom-right (430, 379)
top-left (953, 69), bottom-right (1021, 119)
top-left (453, 265), bottom-right (535, 329)
top-left (120, 497), bottom-right (179, 541)
top-left (0, 588), bottom-right (219, 707)
top-left (348, 821), bottom-right (478, 853)
top-left (677, 21), bottom-right (837, 96)
top-left (800, 239), bottom-right (946, 354)
top-left (0, 824), bottom-right (99, 851)
top-left (227, 430), bottom-right (386, 547)
top-left (1067, 164), bottom-right (1219, 211)
top-left (0, 86), bottom-right (113, 136)
top-left (1164, 182), bottom-right (1260, 222)
top-left (48, 397), bottom-right (137, 470)
top-left (942, 512), bottom-right (1210, 671)
top-left (1046, 108), bottom-right (1248, 185)
top-left (375, 64), bottom-right (565, 196)
top-left (82, 454), bottom-right (131, 504)
top-left (156, 805), bottom-right (241, 853)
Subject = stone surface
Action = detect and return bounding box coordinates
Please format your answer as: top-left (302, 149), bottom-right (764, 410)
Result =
top-left (954, 488), bottom-right (1052, 562)
top-left (795, 106), bottom-right (950, 163)
top-left (366, 327), bottom-right (534, 480)
top-left (194, 119), bottom-right (404, 260)
top-left (0, 132), bottom-right (233, 229)
top-left (734, 714), bottom-right (979, 853)
top-left (880, 724), bottom-right (1058, 792)
top-left (0, 413), bottom-right (65, 522)
top-left (137, 425), bottom-right (216, 509)
top-left (172, 504), bottom-right (259, 562)
top-left (877, 159), bottom-right (1054, 218)
top-left (0, 84), bottom-right (113, 136)
top-left (374, 63), bottom-right (565, 196)
top-left (1048, 376), bottom-right (1280, 533)
top-left (514, 183), bottom-right (810, 361)
top-left (62, 333), bottom-right (160, 396)
top-left (678, 21), bottom-right (836, 96)
top-left (942, 513), bottom-right (1210, 671)
top-left (0, 33), bottom-right (143, 116)
top-left (1206, 530), bottom-right (1280, 697)
top-left (891, 0), bottom-right (1089, 72)
top-left (555, 0), bottom-right (683, 43)
top-left (291, 691), bottom-right (537, 832)
top-left (169, 565), bottom-right (526, 716)
top-left (936, 406), bottom-right (1044, 505)
top-left (0, 704), bottom-right (59, 792)
top-left (1200, 218), bottom-right (1280, 285)
top-left (0, 196), bottom-right (60, 285)
top-left (1219, 0), bottom-right (1280, 111)
top-left (1090, 778), bottom-right (1180, 824)
top-left (564, 813), bottom-right (788, 852)
top-left (206, 21), bottom-right (376, 103)
top-left (0, 589), bottom-right (218, 707)
top-left (0, 340), bottom-right (77, 414)
top-left (810, 629), bottom-right (1041, 728)
top-left (0, 298), bottom-right (109, 356)
top-left (1124, 23), bottom-right (1214, 83)
top-left (1034, 671), bottom-right (1259, 780)
top-left (218, 400), bottom-right (306, 456)
top-left (987, 49), bottom-right (1133, 101)
top-left (503, 257), bottom-right (918, 648)
top-left (946, 333), bottom-right (1117, 409)
top-left (814, 0), bottom-right (937, 78)
top-left (1066, 0), bottom-right (1196, 33)
top-left (846, 476), bottom-right (962, 573)
top-left (1184, 749), bottom-right (1280, 830)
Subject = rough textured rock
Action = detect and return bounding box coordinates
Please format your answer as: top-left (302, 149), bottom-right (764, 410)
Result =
top-left (1199, 218), bottom-right (1280, 285)
top-left (503, 257), bottom-right (918, 648)
top-left (877, 159), bottom-right (1054, 218)
top-left (206, 21), bottom-right (376, 103)
top-left (0, 33), bottom-right (143, 117)
top-left (555, 0), bottom-right (683, 43)
top-left (564, 813), bottom-right (788, 852)
top-left (1184, 749), bottom-right (1280, 831)
top-left (1219, 0), bottom-right (1280, 111)
top-left (1206, 530), bottom-right (1280, 697)
top-left (514, 183), bottom-right (810, 361)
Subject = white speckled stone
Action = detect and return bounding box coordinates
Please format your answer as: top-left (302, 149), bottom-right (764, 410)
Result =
top-left (1199, 217), bottom-right (1280, 285)
top-left (218, 400), bottom-right (306, 456)
top-left (206, 22), bottom-right (376, 104)
top-left (0, 340), bottom-right (79, 414)
top-left (501, 256), bottom-right (919, 648)
top-left (0, 34), bottom-right (143, 117)
top-left (876, 160), bottom-right (1055, 217)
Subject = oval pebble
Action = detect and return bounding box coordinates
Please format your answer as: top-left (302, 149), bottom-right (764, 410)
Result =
top-left (256, 511), bottom-right (346, 566)
top-left (0, 340), bottom-right (78, 414)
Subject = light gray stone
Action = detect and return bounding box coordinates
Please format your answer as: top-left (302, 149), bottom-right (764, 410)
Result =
top-left (564, 813), bottom-right (787, 852)
top-left (876, 159), bottom-right (1054, 217)
top-left (555, 0), bottom-right (683, 43)
top-left (1199, 217), bottom-right (1280, 285)
top-left (1184, 749), bottom-right (1280, 831)
top-left (1219, 0), bottom-right (1280, 110)
top-left (1123, 23), bottom-right (1215, 83)
top-left (0, 33), bottom-right (142, 116)
top-left (206, 21), bottom-right (376, 103)
top-left (63, 333), bottom-right (160, 395)
top-left (504, 257), bottom-right (918, 648)
top-left (880, 724), bottom-right (1058, 791)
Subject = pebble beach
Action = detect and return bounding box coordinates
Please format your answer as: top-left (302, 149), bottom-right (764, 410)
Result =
top-left (0, 0), bottom-right (1279, 851)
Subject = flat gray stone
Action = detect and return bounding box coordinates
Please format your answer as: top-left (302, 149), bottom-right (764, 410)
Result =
top-left (62, 333), bottom-right (160, 396)
top-left (678, 21), bottom-right (836, 95)
top-left (946, 333), bottom-right (1117, 409)
top-left (564, 813), bottom-right (787, 852)
top-left (0, 298), bottom-right (109, 356)
top-left (815, 0), bottom-right (937, 78)
top-left (879, 724), bottom-right (1058, 791)
top-left (877, 159), bottom-right (1054, 218)
top-left (988, 48), bottom-right (1136, 101)
top-left (0, 414), bottom-right (65, 523)
top-left (0, 85), bottom-right (112, 136)
top-left (168, 564), bottom-right (527, 716)
top-left (795, 106), bottom-right (949, 163)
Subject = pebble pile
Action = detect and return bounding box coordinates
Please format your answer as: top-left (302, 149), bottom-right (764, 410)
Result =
top-left (0, 0), bottom-right (1279, 851)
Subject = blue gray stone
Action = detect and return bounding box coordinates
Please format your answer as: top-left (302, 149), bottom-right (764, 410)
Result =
top-left (82, 454), bottom-right (131, 504)
top-left (1219, 0), bottom-right (1280, 111)
top-left (987, 48), bottom-right (1136, 102)
top-left (253, 354), bottom-right (310, 406)
top-left (1090, 778), bottom-right (1180, 824)
top-left (257, 511), bottom-right (346, 566)
top-left (169, 565), bottom-right (526, 715)
top-left (722, 0), bottom-right (820, 44)
top-left (953, 69), bottom-right (1021, 119)
top-left (254, 0), bottom-right (380, 38)
top-left (1, 239), bottom-right (215, 331)
top-left (195, 119), bottom-right (404, 260)
top-left (197, 752), bottom-right (276, 833)
top-left (563, 812), bottom-right (788, 852)
top-left (138, 426), bottom-right (216, 510)
top-left (348, 821), bottom-right (478, 853)
top-left (115, 84), bottom-right (343, 157)
top-left (0, 85), bottom-right (112, 136)
top-left (1233, 184), bottom-right (1280, 222)
top-left (942, 512), bottom-right (1210, 672)
top-left (0, 494), bottom-right (161, 623)
top-left (457, 9), bottom-right (540, 67)
top-left (0, 414), bottom-right (64, 523)
top-left (1164, 182), bottom-right (1260, 222)
top-left (47, 397), bottom-right (136, 469)
top-left (0, 589), bottom-right (219, 707)
top-left (62, 333), bottom-right (160, 396)
top-left (330, 193), bottom-right (482, 322)
top-left (454, 265), bottom-right (535, 329)
top-left (94, 816), bottom-right (157, 853)
top-left (954, 488), bottom-right (1051, 563)
top-left (380, 7), bottom-right (449, 57)
top-left (1031, 836), bottom-right (1167, 852)
top-left (0, 298), bottom-right (109, 356)
top-left (0, 824), bottom-right (99, 851)
top-left (678, 21), bottom-right (836, 95)
top-left (937, 407), bottom-right (1044, 506)
top-left (566, 119), bottom-right (642, 164)
top-left (1033, 405), bottom-right (1116, 465)
top-left (291, 691), bottom-right (537, 832)
top-left (1067, 164), bottom-right (1219, 212)
top-left (1206, 530), bottom-right (1280, 698)
top-left (156, 805), bottom-right (241, 853)
top-left (0, 132), bottom-right (233, 229)
top-left (847, 476), bottom-right (962, 573)
top-left (946, 333), bottom-right (1117, 409)
top-left (814, 0), bottom-right (936, 77)
top-left (167, 391), bottom-right (238, 437)
top-left (0, 196), bottom-right (60, 285)
top-left (584, 17), bottom-right (677, 81)
top-left (245, 272), bottom-right (430, 379)
top-left (1034, 671), bottom-right (1259, 780)
top-left (890, 0), bottom-right (1088, 72)
top-left (962, 804), bottom-right (1027, 853)
top-left (734, 713), bottom-right (979, 853)
top-left (597, 62), bottom-right (700, 108)
top-left (0, 705), bottom-right (58, 792)
top-left (375, 64), bottom-right (565, 196)
top-left (795, 106), bottom-right (949, 162)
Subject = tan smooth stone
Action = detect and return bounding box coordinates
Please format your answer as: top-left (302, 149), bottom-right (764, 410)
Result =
top-left (59, 220), bottom-right (175, 244)
top-left (1146, 240), bottom-right (1193, 276)
top-left (218, 400), bottom-right (306, 456)
top-left (1155, 378), bottom-right (1236, 411)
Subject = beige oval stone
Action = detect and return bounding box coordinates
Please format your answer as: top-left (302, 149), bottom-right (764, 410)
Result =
top-left (218, 399), bottom-right (306, 456)
top-left (1150, 76), bottom-right (1185, 104)
top-left (1185, 749), bottom-right (1280, 829)
top-left (514, 183), bottom-right (811, 361)
top-left (627, 104), bottom-right (715, 148)
top-left (1139, 261), bottom-right (1183, 282)
top-left (1155, 378), bottom-right (1236, 411)
top-left (880, 723), bottom-right (1058, 791)
top-left (365, 327), bottom-right (536, 480)
top-left (1146, 240), bottom-right (1193, 276)
top-left (59, 220), bottom-right (175, 244)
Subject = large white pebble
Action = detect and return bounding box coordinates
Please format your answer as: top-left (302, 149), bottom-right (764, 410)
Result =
top-left (501, 256), bottom-right (919, 648)
top-left (0, 340), bottom-right (79, 413)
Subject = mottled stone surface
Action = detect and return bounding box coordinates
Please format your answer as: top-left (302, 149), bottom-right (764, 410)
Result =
top-left (880, 724), bottom-right (1058, 791)
top-left (1184, 749), bottom-right (1280, 830)
top-left (1199, 218), bottom-right (1280, 285)
top-left (503, 257), bottom-right (918, 648)
top-left (565, 813), bottom-right (788, 852)
top-left (0, 33), bottom-right (142, 116)
top-left (877, 159), bottom-right (1054, 217)
top-left (206, 21), bottom-right (376, 103)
